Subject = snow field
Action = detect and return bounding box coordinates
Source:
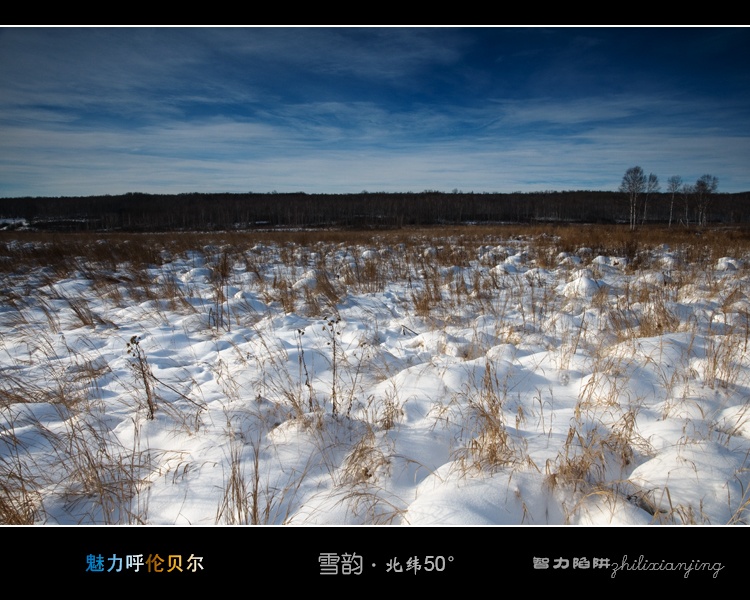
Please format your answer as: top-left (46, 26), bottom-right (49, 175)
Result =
top-left (1, 230), bottom-right (749, 525)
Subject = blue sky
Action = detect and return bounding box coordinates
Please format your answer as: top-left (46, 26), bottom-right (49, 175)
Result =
top-left (1, 26), bottom-right (749, 197)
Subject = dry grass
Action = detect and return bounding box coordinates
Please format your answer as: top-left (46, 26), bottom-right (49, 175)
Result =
top-left (0, 418), bottom-right (42, 524)
top-left (0, 398), bottom-right (156, 525)
top-left (339, 428), bottom-right (391, 486)
top-left (452, 360), bottom-right (527, 473)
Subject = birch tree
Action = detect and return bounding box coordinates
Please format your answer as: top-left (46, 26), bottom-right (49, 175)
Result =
top-left (620, 166), bottom-right (646, 231)
top-left (667, 175), bottom-right (682, 228)
top-left (694, 174), bottom-right (718, 227)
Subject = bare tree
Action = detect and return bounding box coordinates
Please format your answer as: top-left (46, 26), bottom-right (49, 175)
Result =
top-left (642, 172), bottom-right (659, 224)
top-left (667, 175), bottom-right (682, 228)
top-left (694, 174), bottom-right (718, 226)
top-left (681, 182), bottom-right (694, 226)
top-left (620, 166), bottom-right (646, 231)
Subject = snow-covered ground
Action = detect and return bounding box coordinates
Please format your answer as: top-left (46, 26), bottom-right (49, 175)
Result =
top-left (2, 230), bottom-right (749, 525)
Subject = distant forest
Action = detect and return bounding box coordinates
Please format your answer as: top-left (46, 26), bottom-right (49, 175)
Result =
top-left (2, 189), bottom-right (750, 232)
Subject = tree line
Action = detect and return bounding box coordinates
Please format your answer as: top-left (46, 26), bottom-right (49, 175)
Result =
top-left (620, 166), bottom-right (721, 230)
top-left (1, 186), bottom-right (748, 232)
